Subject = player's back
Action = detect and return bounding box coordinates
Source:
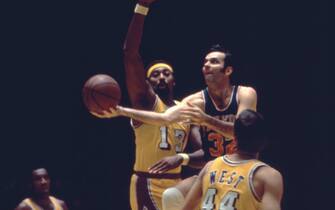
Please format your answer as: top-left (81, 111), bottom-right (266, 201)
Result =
top-left (132, 96), bottom-right (190, 174)
top-left (201, 155), bottom-right (266, 210)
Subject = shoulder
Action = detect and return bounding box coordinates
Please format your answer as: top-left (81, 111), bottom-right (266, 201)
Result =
top-left (181, 91), bottom-right (205, 108)
top-left (254, 165), bottom-right (283, 188)
top-left (56, 198), bottom-right (68, 210)
top-left (15, 201), bottom-right (32, 210)
top-left (237, 86), bottom-right (257, 99)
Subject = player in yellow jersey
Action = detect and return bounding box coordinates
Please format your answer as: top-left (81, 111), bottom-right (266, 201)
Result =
top-left (92, 0), bottom-right (202, 209)
top-left (182, 110), bottom-right (283, 210)
top-left (101, 43), bottom-right (258, 210)
top-left (15, 168), bottom-right (68, 210)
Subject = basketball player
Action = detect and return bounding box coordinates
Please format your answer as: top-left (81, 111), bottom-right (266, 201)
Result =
top-left (182, 110), bottom-right (283, 210)
top-left (15, 168), bottom-right (68, 210)
top-left (102, 42), bottom-right (257, 209)
top-left (92, 0), bottom-right (202, 209)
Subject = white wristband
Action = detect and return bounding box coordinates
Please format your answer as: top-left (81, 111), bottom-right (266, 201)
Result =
top-left (178, 153), bottom-right (190, 166)
top-left (134, 4), bottom-right (149, 16)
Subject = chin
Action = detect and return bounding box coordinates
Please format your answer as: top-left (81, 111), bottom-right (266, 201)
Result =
top-left (155, 88), bottom-right (170, 98)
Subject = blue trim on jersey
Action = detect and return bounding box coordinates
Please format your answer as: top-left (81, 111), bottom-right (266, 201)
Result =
top-left (203, 86), bottom-right (238, 116)
top-left (201, 86), bottom-right (239, 160)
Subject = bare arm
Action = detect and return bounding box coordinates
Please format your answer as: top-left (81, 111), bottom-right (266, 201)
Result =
top-left (149, 125), bottom-right (203, 173)
top-left (236, 86), bottom-right (257, 115)
top-left (118, 104), bottom-right (187, 126)
top-left (180, 87), bottom-right (257, 138)
top-left (123, 0), bottom-right (157, 109)
top-left (186, 125), bottom-right (207, 169)
top-left (182, 161), bottom-right (212, 210)
top-left (255, 167), bottom-right (283, 210)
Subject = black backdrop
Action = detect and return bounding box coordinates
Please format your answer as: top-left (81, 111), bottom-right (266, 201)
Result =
top-left (1, 0), bottom-right (330, 209)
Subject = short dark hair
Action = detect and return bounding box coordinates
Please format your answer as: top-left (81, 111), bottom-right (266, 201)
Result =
top-left (208, 44), bottom-right (233, 68)
top-left (234, 109), bottom-right (267, 153)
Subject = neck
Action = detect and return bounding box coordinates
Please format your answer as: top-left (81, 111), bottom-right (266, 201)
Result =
top-left (160, 94), bottom-right (175, 107)
top-left (32, 193), bottom-right (50, 203)
top-left (228, 151), bottom-right (258, 161)
top-left (207, 79), bottom-right (232, 99)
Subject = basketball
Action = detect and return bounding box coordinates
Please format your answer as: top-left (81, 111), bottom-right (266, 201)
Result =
top-left (82, 74), bottom-right (121, 114)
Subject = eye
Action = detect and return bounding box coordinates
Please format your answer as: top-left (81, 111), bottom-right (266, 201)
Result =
top-left (163, 70), bottom-right (171, 76)
top-left (151, 71), bottom-right (159, 77)
top-left (211, 59), bottom-right (219, 64)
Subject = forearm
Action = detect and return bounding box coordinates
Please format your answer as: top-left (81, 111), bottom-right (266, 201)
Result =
top-left (118, 106), bottom-right (169, 126)
top-left (187, 149), bottom-right (207, 169)
top-left (123, 2), bottom-right (156, 107)
top-left (182, 170), bottom-right (205, 210)
top-left (123, 3), bottom-right (148, 54)
top-left (203, 115), bottom-right (234, 139)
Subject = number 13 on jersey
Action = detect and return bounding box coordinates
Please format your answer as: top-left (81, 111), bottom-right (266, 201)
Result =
top-left (159, 126), bottom-right (186, 152)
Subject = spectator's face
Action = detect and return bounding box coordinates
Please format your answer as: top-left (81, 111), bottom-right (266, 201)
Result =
top-left (32, 168), bottom-right (50, 194)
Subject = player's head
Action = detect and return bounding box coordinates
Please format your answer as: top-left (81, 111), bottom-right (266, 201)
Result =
top-left (202, 44), bottom-right (233, 85)
top-left (234, 109), bottom-right (267, 154)
top-left (146, 60), bottom-right (175, 98)
top-left (31, 168), bottom-right (50, 195)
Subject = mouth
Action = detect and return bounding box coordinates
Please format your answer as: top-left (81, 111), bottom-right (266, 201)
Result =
top-left (157, 82), bottom-right (168, 89)
top-left (202, 68), bottom-right (213, 75)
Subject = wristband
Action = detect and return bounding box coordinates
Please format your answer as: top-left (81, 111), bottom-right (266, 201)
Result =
top-left (178, 153), bottom-right (190, 166)
top-left (134, 4), bottom-right (149, 16)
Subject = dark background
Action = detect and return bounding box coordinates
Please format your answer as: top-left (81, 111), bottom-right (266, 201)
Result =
top-left (1, 0), bottom-right (330, 209)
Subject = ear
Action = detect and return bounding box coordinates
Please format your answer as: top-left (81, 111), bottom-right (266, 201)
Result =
top-left (224, 66), bottom-right (233, 76)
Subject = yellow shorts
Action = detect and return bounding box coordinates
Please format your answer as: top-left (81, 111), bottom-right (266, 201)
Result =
top-left (130, 172), bottom-right (181, 210)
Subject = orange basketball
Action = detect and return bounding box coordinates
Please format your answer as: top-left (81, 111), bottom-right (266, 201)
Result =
top-left (82, 74), bottom-right (121, 114)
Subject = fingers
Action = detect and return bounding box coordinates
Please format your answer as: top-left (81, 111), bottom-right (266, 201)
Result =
top-left (90, 111), bottom-right (105, 118)
top-left (151, 164), bottom-right (169, 174)
top-left (148, 161), bottom-right (165, 174)
top-left (109, 107), bottom-right (116, 112)
top-left (186, 101), bottom-right (195, 107)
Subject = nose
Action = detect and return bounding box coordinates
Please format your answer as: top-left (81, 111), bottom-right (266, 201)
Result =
top-left (158, 73), bottom-right (168, 83)
top-left (204, 60), bottom-right (210, 67)
top-left (41, 178), bottom-right (47, 184)
top-left (159, 72), bottom-right (165, 79)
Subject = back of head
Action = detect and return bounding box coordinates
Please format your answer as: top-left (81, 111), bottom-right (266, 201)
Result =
top-left (234, 109), bottom-right (267, 154)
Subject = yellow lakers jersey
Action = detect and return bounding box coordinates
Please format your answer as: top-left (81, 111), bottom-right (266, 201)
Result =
top-left (201, 155), bottom-right (266, 210)
top-left (132, 96), bottom-right (190, 174)
top-left (23, 196), bottom-right (63, 210)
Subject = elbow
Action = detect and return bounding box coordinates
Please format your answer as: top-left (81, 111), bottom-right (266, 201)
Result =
top-left (123, 44), bottom-right (139, 57)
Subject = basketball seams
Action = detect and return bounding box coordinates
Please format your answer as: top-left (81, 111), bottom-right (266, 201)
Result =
top-left (92, 82), bottom-right (121, 99)
top-left (82, 74), bottom-right (121, 113)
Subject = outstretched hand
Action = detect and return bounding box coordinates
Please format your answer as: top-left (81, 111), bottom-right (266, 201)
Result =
top-left (179, 102), bottom-right (208, 125)
top-left (90, 106), bottom-right (122, 119)
top-left (148, 155), bottom-right (183, 174)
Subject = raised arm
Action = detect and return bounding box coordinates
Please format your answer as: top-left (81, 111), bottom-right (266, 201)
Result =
top-left (123, 0), bottom-right (157, 109)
